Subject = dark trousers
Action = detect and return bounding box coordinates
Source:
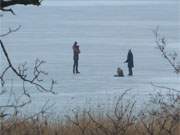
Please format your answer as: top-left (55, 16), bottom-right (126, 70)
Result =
top-left (128, 67), bottom-right (133, 76)
top-left (73, 59), bottom-right (79, 73)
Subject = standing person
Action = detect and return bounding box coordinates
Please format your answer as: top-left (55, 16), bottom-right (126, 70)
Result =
top-left (72, 41), bottom-right (80, 74)
top-left (124, 49), bottom-right (134, 76)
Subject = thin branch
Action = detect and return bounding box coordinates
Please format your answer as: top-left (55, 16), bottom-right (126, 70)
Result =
top-left (0, 8), bottom-right (15, 15)
top-left (0, 0), bottom-right (43, 15)
top-left (0, 25), bottom-right (21, 37)
top-left (153, 26), bottom-right (180, 73)
top-left (0, 0), bottom-right (42, 8)
top-left (151, 83), bottom-right (180, 93)
top-left (0, 66), bottom-right (10, 86)
top-left (0, 40), bottom-right (56, 94)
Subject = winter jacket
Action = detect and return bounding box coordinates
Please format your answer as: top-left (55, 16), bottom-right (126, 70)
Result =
top-left (73, 45), bottom-right (80, 60)
top-left (125, 50), bottom-right (134, 68)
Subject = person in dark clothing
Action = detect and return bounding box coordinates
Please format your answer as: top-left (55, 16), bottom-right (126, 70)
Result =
top-left (72, 41), bottom-right (80, 74)
top-left (124, 49), bottom-right (134, 76)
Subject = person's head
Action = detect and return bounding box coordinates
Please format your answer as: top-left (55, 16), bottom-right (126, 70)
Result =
top-left (73, 41), bottom-right (78, 46)
top-left (128, 49), bottom-right (132, 53)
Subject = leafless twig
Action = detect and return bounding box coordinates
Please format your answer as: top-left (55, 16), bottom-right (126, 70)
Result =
top-left (0, 25), bottom-right (21, 37)
top-left (0, 40), bottom-right (56, 94)
top-left (153, 26), bottom-right (180, 73)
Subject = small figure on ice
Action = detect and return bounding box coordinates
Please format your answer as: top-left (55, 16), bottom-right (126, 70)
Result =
top-left (124, 49), bottom-right (134, 76)
top-left (114, 67), bottom-right (124, 77)
top-left (72, 41), bottom-right (80, 74)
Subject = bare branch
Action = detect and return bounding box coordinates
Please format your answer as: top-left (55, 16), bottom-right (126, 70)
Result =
top-left (0, 0), bottom-right (42, 8)
top-left (151, 83), bottom-right (180, 93)
top-left (0, 0), bottom-right (43, 15)
top-left (0, 40), bottom-right (56, 94)
top-left (1, 7), bottom-right (15, 15)
top-left (0, 25), bottom-right (21, 37)
top-left (153, 26), bottom-right (180, 73)
top-left (0, 66), bottom-right (10, 86)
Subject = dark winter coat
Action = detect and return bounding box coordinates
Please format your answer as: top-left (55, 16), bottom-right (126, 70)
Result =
top-left (73, 45), bottom-right (80, 60)
top-left (125, 50), bottom-right (134, 68)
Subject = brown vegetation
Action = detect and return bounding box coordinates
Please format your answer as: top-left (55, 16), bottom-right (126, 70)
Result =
top-left (0, 89), bottom-right (179, 135)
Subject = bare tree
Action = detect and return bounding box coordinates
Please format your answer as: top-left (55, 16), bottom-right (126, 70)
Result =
top-left (0, 1), bottom-right (56, 131)
top-left (153, 26), bottom-right (180, 74)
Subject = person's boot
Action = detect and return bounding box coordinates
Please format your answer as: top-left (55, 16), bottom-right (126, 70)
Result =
top-left (76, 70), bottom-right (80, 74)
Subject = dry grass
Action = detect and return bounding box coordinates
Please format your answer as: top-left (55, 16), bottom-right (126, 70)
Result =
top-left (0, 90), bottom-right (179, 135)
top-left (0, 114), bottom-right (179, 135)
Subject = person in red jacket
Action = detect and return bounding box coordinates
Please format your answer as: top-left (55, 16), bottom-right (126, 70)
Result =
top-left (72, 41), bottom-right (80, 74)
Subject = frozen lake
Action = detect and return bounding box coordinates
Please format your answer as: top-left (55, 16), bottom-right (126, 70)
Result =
top-left (1, 0), bottom-right (180, 115)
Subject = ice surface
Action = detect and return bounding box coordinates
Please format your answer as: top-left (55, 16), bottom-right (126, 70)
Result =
top-left (0, 0), bottom-right (180, 116)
